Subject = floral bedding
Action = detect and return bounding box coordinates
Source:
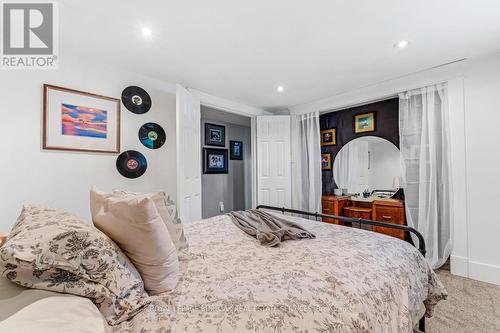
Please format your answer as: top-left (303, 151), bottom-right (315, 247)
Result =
top-left (115, 213), bottom-right (447, 333)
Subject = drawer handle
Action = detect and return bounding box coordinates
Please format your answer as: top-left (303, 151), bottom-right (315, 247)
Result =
top-left (382, 215), bottom-right (392, 220)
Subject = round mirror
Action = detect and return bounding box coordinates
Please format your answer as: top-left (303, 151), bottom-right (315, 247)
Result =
top-left (333, 136), bottom-right (402, 195)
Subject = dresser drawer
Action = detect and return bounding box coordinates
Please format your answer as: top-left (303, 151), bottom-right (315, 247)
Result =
top-left (343, 207), bottom-right (372, 231)
top-left (373, 205), bottom-right (405, 240)
top-left (321, 200), bottom-right (335, 224)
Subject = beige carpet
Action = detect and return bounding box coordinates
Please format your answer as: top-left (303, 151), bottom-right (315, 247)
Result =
top-left (427, 270), bottom-right (500, 332)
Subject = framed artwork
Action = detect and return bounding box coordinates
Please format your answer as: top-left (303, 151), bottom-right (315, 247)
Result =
top-left (204, 123), bottom-right (225, 147)
top-left (321, 128), bottom-right (336, 146)
top-left (230, 140), bottom-right (243, 160)
top-left (354, 111), bottom-right (376, 133)
top-left (203, 148), bottom-right (228, 174)
top-left (321, 153), bottom-right (332, 170)
top-left (43, 84), bottom-right (120, 153)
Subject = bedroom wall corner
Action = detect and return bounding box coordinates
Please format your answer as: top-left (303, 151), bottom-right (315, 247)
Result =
top-left (462, 52), bottom-right (500, 285)
top-left (447, 77), bottom-right (469, 278)
top-left (0, 54), bottom-right (178, 230)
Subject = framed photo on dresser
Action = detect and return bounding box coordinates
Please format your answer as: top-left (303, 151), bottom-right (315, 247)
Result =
top-left (43, 84), bottom-right (121, 153)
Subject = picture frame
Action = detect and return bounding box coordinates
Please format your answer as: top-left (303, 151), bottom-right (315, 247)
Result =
top-left (321, 153), bottom-right (332, 170)
top-left (43, 84), bottom-right (120, 153)
top-left (230, 140), bottom-right (243, 160)
top-left (321, 128), bottom-right (336, 146)
top-left (203, 148), bottom-right (229, 174)
top-left (204, 123), bottom-right (226, 147)
top-left (354, 111), bottom-right (376, 133)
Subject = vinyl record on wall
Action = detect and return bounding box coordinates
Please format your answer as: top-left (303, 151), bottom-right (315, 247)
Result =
top-left (116, 150), bottom-right (147, 178)
top-left (121, 86), bottom-right (152, 114)
top-left (138, 122), bottom-right (166, 149)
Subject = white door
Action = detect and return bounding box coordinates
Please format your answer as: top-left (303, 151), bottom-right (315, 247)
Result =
top-left (256, 116), bottom-right (292, 207)
top-left (176, 85), bottom-right (202, 222)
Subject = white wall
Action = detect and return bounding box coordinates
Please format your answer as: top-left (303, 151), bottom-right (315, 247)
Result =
top-left (462, 54), bottom-right (500, 285)
top-left (0, 54), bottom-right (177, 229)
top-left (291, 52), bottom-right (500, 285)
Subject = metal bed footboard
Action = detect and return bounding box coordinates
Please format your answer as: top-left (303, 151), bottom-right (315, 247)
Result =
top-left (256, 204), bottom-right (427, 332)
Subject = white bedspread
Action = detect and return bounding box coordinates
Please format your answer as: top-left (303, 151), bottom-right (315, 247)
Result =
top-left (114, 213), bottom-right (446, 333)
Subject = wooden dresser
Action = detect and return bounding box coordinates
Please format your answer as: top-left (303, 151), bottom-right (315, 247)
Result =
top-left (321, 195), bottom-right (406, 240)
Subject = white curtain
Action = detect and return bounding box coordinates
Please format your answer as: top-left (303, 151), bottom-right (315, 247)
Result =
top-left (399, 83), bottom-right (453, 269)
top-left (333, 140), bottom-right (369, 194)
top-left (291, 112), bottom-right (322, 214)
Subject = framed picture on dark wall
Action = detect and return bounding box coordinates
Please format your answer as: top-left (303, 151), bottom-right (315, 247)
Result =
top-left (43, 84), bottom-right (121, 153)
top-left (321, 153), bottom-right (332, 170)
top-left (321, 128), bottom-right (336, 146)
top-left (354, 111), bottom-right (376, 133)
top-left (230, 140), bottom-right (243, 160)
top-left (204, 123), bottom-right (225, 146)
top-left (203, 148), bottom-right (228, 174)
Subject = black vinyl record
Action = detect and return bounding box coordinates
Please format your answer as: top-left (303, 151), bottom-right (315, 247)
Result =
top-left (116, 150), bottom-right (147, 178)
top-left (138, 122), bottom-right (166, 149)
top-left (121, 86), bottom-right (152, 114)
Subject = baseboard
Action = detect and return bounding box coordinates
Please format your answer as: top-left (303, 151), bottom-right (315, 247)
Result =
top-left (468, 260), bottom-right (500, 286)
top-left (450, 255), bottom-right (468, 277)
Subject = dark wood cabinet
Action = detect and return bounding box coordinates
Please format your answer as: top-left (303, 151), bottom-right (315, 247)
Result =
top-left (321, 196), bottom-right (349, 225)
top-left (372, 200), bottom-right (405, 240)
top-left (321, 196), bottom-right (406, 240)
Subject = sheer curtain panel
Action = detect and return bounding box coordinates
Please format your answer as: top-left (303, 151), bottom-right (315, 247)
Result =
top-left (291, 112), bottom-right (322, 214)
top-left (399, 83), bottom-right (453, 269)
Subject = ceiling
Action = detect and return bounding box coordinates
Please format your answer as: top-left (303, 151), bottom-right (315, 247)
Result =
top-left (61, 0), bottom-right (500, 111)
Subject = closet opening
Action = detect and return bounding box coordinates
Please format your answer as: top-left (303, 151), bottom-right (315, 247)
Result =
top-left (200, 106), bottom-right (253, 218)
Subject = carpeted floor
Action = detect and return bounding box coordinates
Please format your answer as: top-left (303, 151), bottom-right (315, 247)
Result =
top-left (427, 270), bottom-right (500, 332)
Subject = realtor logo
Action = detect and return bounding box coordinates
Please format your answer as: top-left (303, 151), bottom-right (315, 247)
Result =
top-left (1, 2), bottom-right (58, 69)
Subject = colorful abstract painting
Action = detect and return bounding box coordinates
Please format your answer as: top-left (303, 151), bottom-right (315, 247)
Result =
top-left (61, 104), bottom-right (108, 138)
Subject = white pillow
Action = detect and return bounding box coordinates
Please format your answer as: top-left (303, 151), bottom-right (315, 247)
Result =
top-left (90, 188), bottom-right (179, 295)
top-left (0, 296), bottom-right (110, 333)
top-left (113, 190), bottom-right (188, 251)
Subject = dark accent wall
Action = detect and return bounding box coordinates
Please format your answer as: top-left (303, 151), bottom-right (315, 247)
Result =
top-left (320, 98), bottom-right (399, 195)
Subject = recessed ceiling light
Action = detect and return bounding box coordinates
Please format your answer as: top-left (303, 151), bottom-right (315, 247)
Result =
top-left (276, 85), bottom-right (284, 93)
top-left (394, 40), bottom-right (409, 49)
top-left (141, 27), bottom-right (152, 37)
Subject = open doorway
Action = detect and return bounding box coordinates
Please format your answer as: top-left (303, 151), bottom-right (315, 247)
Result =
top-left (201, 106), bottom-right (252, 218)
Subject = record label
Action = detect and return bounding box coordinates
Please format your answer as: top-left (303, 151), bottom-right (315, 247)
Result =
top-left (116, 150), bottom-right (147, 178)
top-left (139, 122), bottom-right (166, 149)
top-left (121, 86), bottom-right (152, 114)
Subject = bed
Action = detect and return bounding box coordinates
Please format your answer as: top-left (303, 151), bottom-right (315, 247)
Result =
top-left (0, 208), bottom-right (446, 333)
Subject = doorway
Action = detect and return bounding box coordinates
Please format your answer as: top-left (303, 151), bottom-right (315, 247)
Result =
top-left (201, 106), bottom-right (252, 218)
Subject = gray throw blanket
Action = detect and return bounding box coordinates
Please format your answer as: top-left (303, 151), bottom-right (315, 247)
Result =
top-left (227, 209), bottom-right (316, 247)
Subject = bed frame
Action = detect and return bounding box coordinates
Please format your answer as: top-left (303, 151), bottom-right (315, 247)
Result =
top-left (256, 204), bottom-right (427, 333)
